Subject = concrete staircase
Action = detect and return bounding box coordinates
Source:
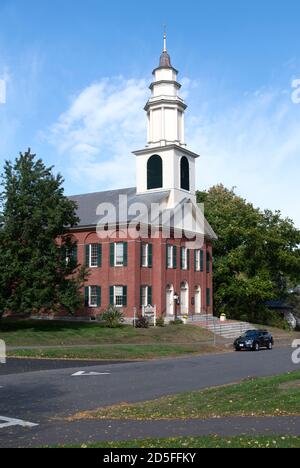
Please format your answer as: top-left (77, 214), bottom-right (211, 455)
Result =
top-left (188, 315), bottom-right (256, 339)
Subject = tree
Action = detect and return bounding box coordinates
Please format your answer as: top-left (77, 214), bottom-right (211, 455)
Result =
top-left (0, 149), bottom-right (87, 318)
top-left (197, 185), bottom-right (300, 323)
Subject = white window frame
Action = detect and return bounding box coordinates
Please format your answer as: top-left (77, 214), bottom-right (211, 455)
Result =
top-left (195, 250), bottom-right (201, 272)
top-left (89, 244), bottom-right (99, 268)
top-left (141, 286), bottom-right (149, 307)
top-left (114, 286), bottom-right (124, 308)
top-left (115, 243), bottom-right (124, 267)
top-left (167, 245), bottom-right (174, 269)
top-left (181, 247), bottom-right (188, 270)
top-left (89, 286), bottom-right (98, 308)
top-left (141, 243), bottom-right (149, 268)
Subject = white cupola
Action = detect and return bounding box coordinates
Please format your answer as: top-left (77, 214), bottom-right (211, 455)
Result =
top-left (133, 33), bottom-right (199, 209)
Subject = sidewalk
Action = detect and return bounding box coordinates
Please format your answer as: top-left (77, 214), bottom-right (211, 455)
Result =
top-left (1, 416), bottom-right (300, 447)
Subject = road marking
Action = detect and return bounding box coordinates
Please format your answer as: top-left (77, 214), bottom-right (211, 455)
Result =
top-left (72, 371), bottom-right (111, 377)
top-left (0, 416), bottom-right (38, 429)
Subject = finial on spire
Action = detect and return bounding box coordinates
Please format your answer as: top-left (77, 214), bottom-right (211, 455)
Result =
top-left (158, 27), bottom-right (172, 69)
top-left (163, 26), bottom-right (167, 52)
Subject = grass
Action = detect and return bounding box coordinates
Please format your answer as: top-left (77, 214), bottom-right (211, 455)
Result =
top-left (55, 436), bottom-right (300, 449)
top-left (0, 320), bottom-right (215, 347)
top-left (1, 319), bottom-right (225, 360)
top-left (7, 342), bottom-right (224, 360)
top-left (69, 371), bottom-right (300, 421)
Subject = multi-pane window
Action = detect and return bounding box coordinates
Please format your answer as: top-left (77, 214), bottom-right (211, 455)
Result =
top-left (140, 286), bottom-right (152, 308)
top-left (141, 286), bottom-right (148, 307)
top-left (141, 243), bottom-right (153, 268)
top-left (141, 244), bottom-right (148, 267)
top-left (115, 243), bottom-right (124, 266)
top-left (167, 245), bottom-right (176, 269)
top-left (110, 243), bottom-right (127, 267)
top-left (89, 286), bottom-right (98, 307)
top-left (195, 250), bottom-right (204, 272)
top-left (110, 286), bottom-right (127, 308)
top-left (85, 285), bottom-right (101, 308)
top-left (141, 243), bottom-right (148, 268)
top-left (181, 247), bottom-right (188, 270)
top-left (90, 244), bottom-right (99, 268)
top-left (114, 286), bottom-right (124, 307)
top-left (86, 244), bottom-right (102, 268)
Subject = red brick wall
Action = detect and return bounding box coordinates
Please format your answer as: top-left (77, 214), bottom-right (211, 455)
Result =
top-left (66, 228), bottom-right (214, 318)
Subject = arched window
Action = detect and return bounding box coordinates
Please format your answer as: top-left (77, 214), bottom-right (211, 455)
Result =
top-left (180, 156), bottom-right (190, 191)
top-left (147, 155), bottom-right (163, 190)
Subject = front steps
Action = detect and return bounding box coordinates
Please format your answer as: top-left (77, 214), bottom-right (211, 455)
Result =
top-left (188, 315), bottom-right (256, 339)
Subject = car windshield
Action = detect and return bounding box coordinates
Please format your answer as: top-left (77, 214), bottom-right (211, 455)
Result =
top-left (242, 331), bottom-right (258, 338)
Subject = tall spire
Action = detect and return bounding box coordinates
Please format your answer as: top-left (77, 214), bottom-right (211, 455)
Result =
top-left (159, 29), bottom-right (172, 68)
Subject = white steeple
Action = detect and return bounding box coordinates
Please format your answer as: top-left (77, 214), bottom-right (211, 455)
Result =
top-left (133, 33), bottom-right (200, 209)
top-left (145, 33), bottom-right (187, 148)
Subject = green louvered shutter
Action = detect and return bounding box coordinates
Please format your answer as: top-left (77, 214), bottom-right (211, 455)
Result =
top-left (123, 242), bottom-right (128, 267)
top-left (61, 245), bottom-right (66, 264)
top-left (123, 286), bottom-right (128, 307)
top-left (206, 288), bottom-right (211, 307)
top-left (207, 252), bottom-right (210, 273)
top-left (72, 244), bottom-right (78, 264)
top-left (97, 286), bottom-right (101, 307)
top-left (97, 244), bottom-right (102, 268)
top-left (180, 247), bottom-right (184, 270)
top-left (109, 286), bottom-right (114, 306)
top-left (187, 250), bottom-right (190, 270)
top-left (173, 246), bottom-right (177, 269)
top-left (200, 250), bottom-right (204, 272)
top-left (148, 244), bottom-right (153, 268)
top-left (194, 250), bottom-right (197, 272)
top-left (166, 244), bottom-right (169, 269)
top-left (140, 286), bottom-right (143, 307)
top-left (110, 243), bottom-right (115, 267)
top-left (84, 287), bottom-right (89, 307)
top-left (140, 243), bottom-right (144, 267)
top-left (148, 287), bottom-right (152, 306)
top-left (85, 245), bottom-right (90, 267)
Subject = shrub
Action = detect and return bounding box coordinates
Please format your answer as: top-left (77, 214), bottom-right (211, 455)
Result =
top-left (170, 319), bottom-right (184, 326)
top-left (156, 317), bottom-right (165, 327)
top-left (98, 306), bottom-right (124, 328)
top-left (135, 317), bottom-right (150, 329)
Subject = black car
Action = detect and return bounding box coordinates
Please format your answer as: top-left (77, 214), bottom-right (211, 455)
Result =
top-left (234, 330), bottom-right (274, 352)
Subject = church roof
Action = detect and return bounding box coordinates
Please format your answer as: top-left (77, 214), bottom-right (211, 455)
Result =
top-left (69, 187), bottom-right (169, 228)
top-left (69, 187), bottom-right (217, 240)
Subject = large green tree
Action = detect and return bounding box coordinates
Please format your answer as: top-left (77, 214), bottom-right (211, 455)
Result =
top-left (197, 185), bottom-right (300, 323)
top-left (0, 149), bottom-right (87, 318)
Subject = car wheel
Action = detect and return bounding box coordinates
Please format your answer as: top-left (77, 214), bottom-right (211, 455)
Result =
top-left (254, 342), bottom-right (259, 352)
top-left (235, 348), bottom-right (241, 352)
top-left (268, 342), bottom-right (273, 350)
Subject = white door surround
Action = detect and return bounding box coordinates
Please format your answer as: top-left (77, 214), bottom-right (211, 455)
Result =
top-left (166, 284), bottom-right (174, 317)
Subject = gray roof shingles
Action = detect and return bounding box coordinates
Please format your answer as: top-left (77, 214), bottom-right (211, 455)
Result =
top-left (69, 187), bottom-right (217, 239)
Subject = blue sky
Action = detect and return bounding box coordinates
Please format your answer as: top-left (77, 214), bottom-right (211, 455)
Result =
top-left (0, 0), bottom-right (300, 225)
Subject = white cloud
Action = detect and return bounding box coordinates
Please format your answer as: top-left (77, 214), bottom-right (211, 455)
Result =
top-left (49, 77), bottom-right (149, 190)
top-left (49, 75), bottom-right (300, 227)
top-left (187, 84), bottom-right (300, 226)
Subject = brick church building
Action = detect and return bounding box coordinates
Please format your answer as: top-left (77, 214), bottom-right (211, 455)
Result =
top-left (68, 35), bottom-right (217, 320)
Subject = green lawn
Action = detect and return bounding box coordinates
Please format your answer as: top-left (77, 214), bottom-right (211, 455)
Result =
top-left (70, 371), bottom-right (300, 421)
top-left (8, 342), bottom-right (224, 360)
top-left (0, 320), bottom-right (214, 347)
top-left (57, 436), bottom-right (300, 449)
top-left (1, 319), bottom-right (226, 360)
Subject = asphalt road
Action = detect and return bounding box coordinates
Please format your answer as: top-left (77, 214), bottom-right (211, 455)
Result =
top-left (0, 347), bottom-right (299, 447)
